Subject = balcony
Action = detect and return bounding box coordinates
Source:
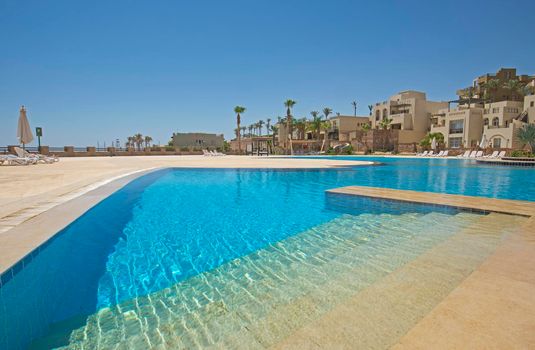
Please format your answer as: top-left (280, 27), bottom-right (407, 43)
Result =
top-left (449, 128), bottom-right (464, 134)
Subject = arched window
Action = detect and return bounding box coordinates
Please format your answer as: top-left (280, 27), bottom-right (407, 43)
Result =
top-left (483, 118), bottom-right (489, 126)
top-left (383, 108), bottom-right (388, 118)
top-left (492, 117), bottom-right (499, 127)
top-left (375, 110), bottom-right (380, 121)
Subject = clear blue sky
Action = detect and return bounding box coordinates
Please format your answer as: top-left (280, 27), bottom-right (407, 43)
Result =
top-left (1, 0), bottom-right (534, 146)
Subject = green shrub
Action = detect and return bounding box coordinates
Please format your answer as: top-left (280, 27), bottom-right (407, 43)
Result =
top-left (510, 150), bottom-right (534, 158)
top-left (165, 146), bottom-right (176, 152)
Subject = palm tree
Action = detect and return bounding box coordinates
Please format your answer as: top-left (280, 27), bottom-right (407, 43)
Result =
top-left (503, 79), bottom-right (523, 101)
top-left (351, 101), bottom-right (357, 116)
top-left (517, 124), bottom-right (535, 153)
top-left (234, 106), bottom-right (246, 152)
top-left (241, 126), bottom-right (246, 138)
top-left (284, 100), bottom-right (297, 148)
top-left (307, 114), bottom-right (324, 141)
top-left (484, 79), bottom-right (500, 102)
top-left (368, 105), bottom-right (373, 116)
top-left (258, 120), bottom-right (265, 136)
top-left (248, 125), bottom-right (253, 137)
top-left (270, 125), bottom-right (278, 144)
top-left (266, 118), bottom-right (271, 135)
top-left (144, 136), bottom-right (153, 148)
top-left (126, 136), bottom-right (134, 149)
top-left (134, 133), bottom-right (143, 151)
top-left (378, 118), bottom-right (393, 151)
top-left (323, 107), bottom-right (332, 120)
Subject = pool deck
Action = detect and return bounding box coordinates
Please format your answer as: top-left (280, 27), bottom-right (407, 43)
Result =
top-left (274, 186), bottom-right (535, 349)
top-left (1, 157), bottom-right (534, 348)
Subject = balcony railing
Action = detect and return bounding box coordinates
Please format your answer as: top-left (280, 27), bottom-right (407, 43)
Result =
top-left (449, 128), bottom-right (464, 134)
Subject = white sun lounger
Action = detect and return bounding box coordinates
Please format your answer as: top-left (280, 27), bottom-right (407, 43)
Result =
top-left (419, 150), bottom-right (428, 157)
top-left (475, 151), bottom-right (483, 158)
top-left (441, 150), bottom-right (449, 157)
top-left (202, 149), bottom-right (213, 157)
top-left (457, 150), bottom-right (470, 158)
top-left (468, 151), bottom-right (477, 158)
top-left (484, 151), bottom-right (499, 158)
top-left (434, 151), bottom-right (444, 157)
top-left (14, 147), bottom-right (58, 164)
top-left (0, 154), bottom-right (31, 166)
top-left (497, 151), bottom-right (506, 158)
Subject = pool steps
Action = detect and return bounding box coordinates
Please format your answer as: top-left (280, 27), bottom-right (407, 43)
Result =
top-left (41, 211), bottom-right (525, 349)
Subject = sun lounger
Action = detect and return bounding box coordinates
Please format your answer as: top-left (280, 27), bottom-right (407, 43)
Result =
top-left (14, 147), bottom-right (57, 164)
top-left (418, 150), bottom-right (428, 157)
top-left (468, 151), bottom-right (477, 158)
top-left (484, 151), bottom-right (499, 158)
top-left (475, 151), bottom-right (483, 158)
top-left (202, 149), bottom-right (213, 156)
top-left (0, 154), bottom-right (31, 165)
top-left (441, 150), bottom-right (449, 157)
top-left (434, 151), bottom-right (444, 157)
top-left (427, 151), bottom-right (435, 157)
top-left (457, 150), bottom-right (470, 158)
top-left (497, 151), bottom-right (506, 158)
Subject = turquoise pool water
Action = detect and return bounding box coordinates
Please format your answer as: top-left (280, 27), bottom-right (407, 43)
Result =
top-left (291, 156), bottom-right (535, 201)
top-left (0, 160), bottom-right (532, 349)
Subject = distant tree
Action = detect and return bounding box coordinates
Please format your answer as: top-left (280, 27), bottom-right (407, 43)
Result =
top-left (258, 120), bottom-right (265, 136)
top-left (284, 99), bottom-right (297, 140)
top-left (266, 118), bottom-right (271, 135)
top-left (351, 101), bottom-right (357, 116)
top-left (134, 133), bottom-right (144, 151)
top-left (234, 106), bottom-right (246, 151)
top-left (484, 79), bottom-right (500, 102)
top-left (517, 124), bottom-right (535, 153)
top-left (503, 79), bottom-right (523, 100)
top-left (248, 125), bottom-right (253, 137)
top-left (322, 107), bottom-right (332, 120)
top-left (144, 135), bottom-right (153, 148)
top-left (270, 124), bottom-right (278, 144)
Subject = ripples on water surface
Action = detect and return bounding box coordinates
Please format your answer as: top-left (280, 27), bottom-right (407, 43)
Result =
top-left (0, 163), bottom-right (530, 349)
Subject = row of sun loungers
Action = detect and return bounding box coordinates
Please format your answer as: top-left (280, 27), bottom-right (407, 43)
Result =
top-left (0, 147), bottom-right (58, 166)
top-left (456, 150), bottom-right (506, 159)
top-left (202, 149), bottom-right (226, 157)
top-left (416, 150), bottom-right (449, 157)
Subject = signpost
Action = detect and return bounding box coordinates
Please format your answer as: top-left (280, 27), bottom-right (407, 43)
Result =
top-left (35, 127), bottom-right (43, 152)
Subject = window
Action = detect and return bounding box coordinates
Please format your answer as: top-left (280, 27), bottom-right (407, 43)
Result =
top-left (492, 107), bottom-right (500, 113)
top-left (504, 107), bottom-right (519, 113)
top-left (493, 138), bottom-right (501, 149)
top-left (505, 120), bottom-right (509, 127)
top-left (483, 118), bottom-right (489, 126)
top-left (375, 110), bottom-right (380, 121)
top-left (449, 137), bottom-right (462, 148)
top-left (449, 120), bottom-right (464, 134)
top-left (383, 108), bottom-right (388, 118)
top-left (531, 101), bottom-right (534, 107)
top-left (492, 117), bottom-right (499, 127)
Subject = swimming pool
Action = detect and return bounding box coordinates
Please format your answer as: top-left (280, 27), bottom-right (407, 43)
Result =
top-left (0, 162), bottom-right (531, 349)
top-left (292, 156), bottom-right (535, 201)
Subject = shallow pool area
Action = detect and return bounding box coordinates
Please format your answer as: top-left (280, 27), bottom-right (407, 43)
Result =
top-left (0, 164), bottom-right (531, 349)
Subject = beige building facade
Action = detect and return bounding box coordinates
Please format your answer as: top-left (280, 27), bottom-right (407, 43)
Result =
top-left (371, 90), bottom-right (448, 148)
top-left (431, 96), bottom-right (535, 150)
top-left (172, 133), bottom-right (224, 149)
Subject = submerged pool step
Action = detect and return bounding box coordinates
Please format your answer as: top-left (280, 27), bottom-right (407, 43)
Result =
top-left (60, 211), bottom-right (493, 349)
top-left (272, 213), bottom-right (526, 349)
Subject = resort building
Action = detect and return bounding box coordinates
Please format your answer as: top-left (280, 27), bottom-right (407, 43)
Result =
top-left (328, 115), bottom-right (370, 142)
top-left (172, 132), bottom-right (224, 149)
top-left (370, 90), bottom-right (448, 150)
top-left (431, 96), bottom-right (535, 150)
top-left (457, 67), bottom-right (535, 102)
